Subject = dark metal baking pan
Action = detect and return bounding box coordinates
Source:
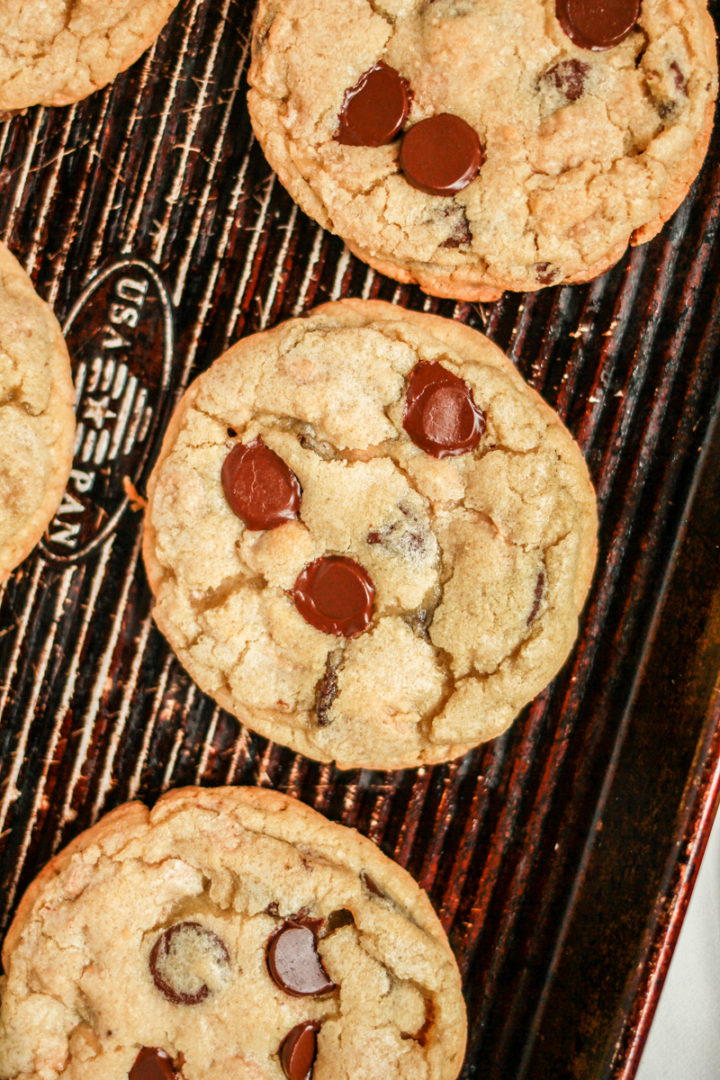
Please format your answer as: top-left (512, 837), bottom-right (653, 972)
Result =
top-left (1, 2), bottom-right (720, 1076)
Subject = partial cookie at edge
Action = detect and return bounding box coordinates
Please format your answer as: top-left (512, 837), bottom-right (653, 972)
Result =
top-left (0, 785), bottom-right (467, 1080)
top-left (248, 0), bottom-right (717, 299)
top-left (0, 242), bottom-right (74, 581)
top-left (0, 0), bottom-right (182, 110)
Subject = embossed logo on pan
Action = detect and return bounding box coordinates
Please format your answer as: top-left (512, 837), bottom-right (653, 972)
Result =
top-left (41, 259), bottom-right (173, 562)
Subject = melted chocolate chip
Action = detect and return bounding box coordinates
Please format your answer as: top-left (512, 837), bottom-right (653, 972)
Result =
top-left (556, 0), bottom-right (640, 50)
top-left (293, 556), bottom-right (375, 637)
top-left (266, 921), bottom-right (336, 997)
top-left (403, 361), bottom-right (486, 458)
top-left (405, 607), bottom-right (432, 639)
top-left (535, 262), bottom-right (558, 285)
top-left (221, 437), bottom-right (302, 530)
top-left (325, 908), bottom-right (355, 932)
top-left (670, 60), bottom-right (688, 95)
top-left (400, 114), bottom-right (483, 196)
top-left (337, 62), bottom-right (410, 147)
top-left (543, 58), bottom-right (590, 101)
top-left (442, 206), bottom-right (473, 248)
top-left (528, 569), bottom-right (546, 625)
top-left (129, 1048), bottom-right (178, 1080)
top-left (366, 513), bottom-right (427, 557)
top-left (280, 1021), bottom-right (320, 1080)
top-left (149, 922), bottom-right (230, 1005)
top-left (362, 872), bottom-right (385, 898)
top-left (315, 648), bottom-right (342, 725)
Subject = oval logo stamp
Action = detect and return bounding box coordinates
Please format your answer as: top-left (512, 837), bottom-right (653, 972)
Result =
top-left (41, 259), bottom-right (174, 562)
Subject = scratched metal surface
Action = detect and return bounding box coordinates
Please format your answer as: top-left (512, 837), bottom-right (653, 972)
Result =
top-left (1, 2), bottom-right (720, 1077)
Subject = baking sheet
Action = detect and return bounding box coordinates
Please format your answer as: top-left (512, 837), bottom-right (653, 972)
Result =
top-left (1, 2), bottom-right (720, 1076)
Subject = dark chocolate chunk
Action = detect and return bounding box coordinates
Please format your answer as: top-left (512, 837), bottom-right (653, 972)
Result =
top-left (556, 0), bottom-right (640, 50)
top-left (403, 360), bottom-right (485, 458)
top-left (405, 607), bottom-right (432, 638)
top-left (362, 872), bottom-right (385, 898)
top-left (325, 908), bottom-right (355, 932)
top-left (315, 648), bottom-right (342, 725)
top-left (400, 114), bottom-right (483, 196)
top-left (543, 58), bottom-right (590, 101)
top-left (292, 556), bottom-right (375, 638)
top-left (337, 62), bottom-right (410, 147)
top-left (266, 921), bottom-right (336, 997)
top-left (441, 206), bottom-right (473, 249)
top-left (535, 262), bottom-right (558, 285)
top-left (221, 437), bottom-right (302, 530)
top-left (528, 569), bottom-right (546, 625)
top-left (129, 1048), bottom-right (178, 1080)
top-left (280, 1021), bottom-right (320, 1080)
top-left (410, 1001), bottom-right (436, 1047)
top-left (670, 60), bottom-right (688, 95)
top-left (366, 511), bottom-right (427, 557)
top-left (149, 922), bottom-right (230, 1005)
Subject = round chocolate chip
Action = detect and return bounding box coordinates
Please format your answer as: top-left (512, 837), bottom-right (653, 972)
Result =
top-left (337, 62), bottom-right (410, 147)
top-left (403, 361), bottom-right (486, 458)
top-left (129, 1048), bottom-right (177, 1080)
top-left (292, 556), bottom-right (375, 638)
top-left (280, 1021), bottom-right (320, 1080)
top-left (221, 437), bottom-right (302, 531)
top-left (556, 0), bottom-right (640, 50)
top-left (266, 921), bottom-right (336, 997)
top-left (400, 114), bottom-right (483, 196)
top-left (149, 921), bottom-right (230, 1005)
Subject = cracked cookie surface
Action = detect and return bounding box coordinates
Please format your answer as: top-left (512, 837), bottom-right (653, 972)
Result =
top-left (143, 300), bottom-right (597, 769)
top-left (0, 785), bottom-right (467, 1080)
top-left (248, 0), bottom-right (718, 300)
top-left (0, 242), bottom-right (74, 581)
top-left (0, 0), bottom-right (181, 110)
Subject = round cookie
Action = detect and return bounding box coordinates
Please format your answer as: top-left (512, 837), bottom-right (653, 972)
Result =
top-left (0, 242), bottom-right (74, 582)
top-left (143, 300), bottom-right (598, 770)
top-left (0, 785), bottom-right (467, 1080)
top-left (248, 0), bottom-right (718, 300)
top-left (0, 0), bottom-right (181, 111)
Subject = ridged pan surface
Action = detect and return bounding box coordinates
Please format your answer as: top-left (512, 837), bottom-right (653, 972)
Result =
top-left (1, 3), bottom-right (720, 1078)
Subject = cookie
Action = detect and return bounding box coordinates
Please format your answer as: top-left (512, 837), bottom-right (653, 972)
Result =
top-left (142, 300), bottom-right (597, 769)
top-left (0, 785), bottom-right (467, 1080)
top-left (248, 0), bottom-right (718, 300)
top-left (0, 0), bottom-right (181, 111)
top-left (0, 242), bottom-right (74, 582)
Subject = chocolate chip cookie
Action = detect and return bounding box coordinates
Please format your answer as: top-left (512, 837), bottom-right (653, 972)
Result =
top-left (0, 242), bottom-right (74, 581)
top-left (0, 786), bottom-right (467, 1080)
top-left (0, 0), bottom-right (181, 111)
top-left (143, 300), bottom-right (597, 769)
top-left (248, 0), bottom-right (718, 300)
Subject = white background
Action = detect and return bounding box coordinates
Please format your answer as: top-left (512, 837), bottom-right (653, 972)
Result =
top-left (636, 806), bottom-right (720, 1080)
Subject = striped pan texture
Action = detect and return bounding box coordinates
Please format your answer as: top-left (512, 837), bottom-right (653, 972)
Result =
top-left (1, 2), bottom-right (720, 1077)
